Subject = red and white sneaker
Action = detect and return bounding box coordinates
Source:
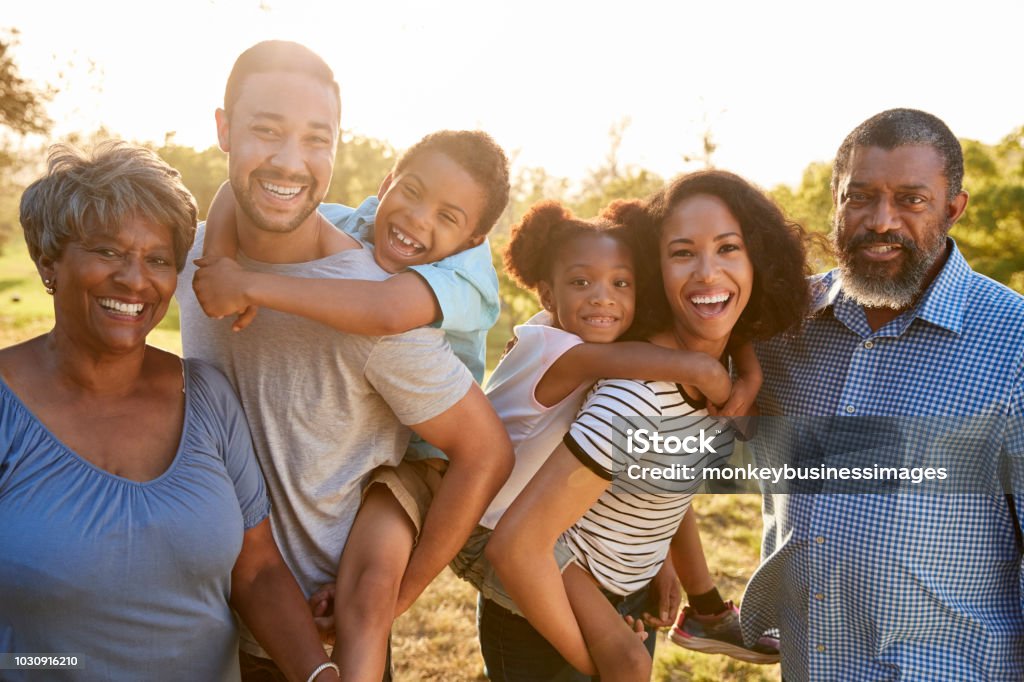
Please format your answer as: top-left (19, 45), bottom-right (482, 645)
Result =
top-left (668, 601), bottom-right (780, 665)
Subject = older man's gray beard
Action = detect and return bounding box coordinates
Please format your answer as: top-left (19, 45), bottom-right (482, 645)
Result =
top-left (831, 218), bottom-right (948, 309)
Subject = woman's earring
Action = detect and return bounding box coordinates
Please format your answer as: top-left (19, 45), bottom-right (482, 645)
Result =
top-left (44, 278), bottom-right (55, 295)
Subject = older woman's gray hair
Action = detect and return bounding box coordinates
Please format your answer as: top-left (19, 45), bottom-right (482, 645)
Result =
top-left (20, 141), bottom-right (198, 272)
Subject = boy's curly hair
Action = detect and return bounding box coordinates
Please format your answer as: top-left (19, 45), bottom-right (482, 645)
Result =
top-left (505, 200), bottom-right (633, 293)
top-left (605, 170), bottom-right (810, 342)
top-left (395, 130), bottom-right (510, 237)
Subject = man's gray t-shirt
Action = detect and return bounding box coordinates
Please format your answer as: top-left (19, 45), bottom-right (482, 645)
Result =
top-left (177, 226), bottom-right (473, 653)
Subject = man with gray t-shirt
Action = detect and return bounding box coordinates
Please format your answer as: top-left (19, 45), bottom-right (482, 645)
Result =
top-left (176, 41), bottom-right (512, 679)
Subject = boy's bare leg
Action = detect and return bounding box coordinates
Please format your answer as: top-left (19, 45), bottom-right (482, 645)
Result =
top-left (562, 563), bottom-right (652, 682)
top-left (333, 484), bottom-right (415, 682)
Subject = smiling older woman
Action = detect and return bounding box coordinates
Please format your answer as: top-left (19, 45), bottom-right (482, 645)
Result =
top-left (0, 142), bottom-right (338, 682)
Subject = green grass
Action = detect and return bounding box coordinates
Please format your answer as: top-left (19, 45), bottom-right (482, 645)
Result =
top-left (1, 242), bottom-right (778, 681)
top-left (0, 240), bottom-right (59, 347)
top-left (392, 495), bottom-right (779, 682)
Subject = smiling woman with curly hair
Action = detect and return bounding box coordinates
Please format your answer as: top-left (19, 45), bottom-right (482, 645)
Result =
top-left (482, 170), bottom-right (809, 681)
top-left (618, 169), bottom-right (810, 344)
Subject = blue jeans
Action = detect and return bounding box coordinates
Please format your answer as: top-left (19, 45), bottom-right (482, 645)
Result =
top-left (477, 587), bottom-right (657, 681)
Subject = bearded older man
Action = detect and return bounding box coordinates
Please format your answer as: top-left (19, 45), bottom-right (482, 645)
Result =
top-left (741, 109), bottom-right (1024, 681)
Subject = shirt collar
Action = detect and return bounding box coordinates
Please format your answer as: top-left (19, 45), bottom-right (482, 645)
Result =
top-left (352, 195), bottom-right (381, 244)
top-left (820, 238), bottom-right (971, 338)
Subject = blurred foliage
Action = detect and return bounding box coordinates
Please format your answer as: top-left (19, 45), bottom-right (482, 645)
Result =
top-left (326, 131), bottom-right (396, 207)
top-left (0, 142), bottom-right (30, 251)
top-left (954, 129), bottom-right (1024, 292)
top-left (769, 161), bottom-right (835, 273)
top-left (0, 30), bottom-right (51, 136)
top-left (0, 55), bottom-right (1020, 300)
top-left (153, 134), bottom-right (227, 220)
top-left (572, 118), bottom-right (664, 219)
top-left (0, 29), bottom-right (50, 251)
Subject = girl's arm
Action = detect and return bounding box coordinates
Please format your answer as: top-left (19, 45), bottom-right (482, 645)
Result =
top-left (486, 443), bottom-right (610, 675)
top-left (230, 518), bottom-right (339, 682)
top-left (535, 342), bottom-right (732, 408)
top-left (711, 340), bottom-right (763, 418)
top-left (203, 181), bottom-right (240, 259)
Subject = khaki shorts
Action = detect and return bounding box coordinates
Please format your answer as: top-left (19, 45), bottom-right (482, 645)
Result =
top-left (363, 458), bottom-right (448, 540)
top-left (450, 524), bottom-right (577, 615)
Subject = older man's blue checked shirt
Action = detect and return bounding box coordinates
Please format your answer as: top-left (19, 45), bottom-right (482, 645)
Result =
top-left (741, 241), bottom-right (1024, 681)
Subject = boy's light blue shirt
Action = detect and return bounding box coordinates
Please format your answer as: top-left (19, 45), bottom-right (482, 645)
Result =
top-left (319, 197), bottom-right (500, 460)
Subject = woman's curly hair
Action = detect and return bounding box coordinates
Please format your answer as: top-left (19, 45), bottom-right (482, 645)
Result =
top-left (604, 170), bottom-right (810, 342)
top-left (504, 200), bottom-right (632, 293)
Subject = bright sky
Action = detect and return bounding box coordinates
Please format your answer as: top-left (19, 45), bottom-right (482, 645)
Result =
top-left (6, 0), bottom-right (1023, 190)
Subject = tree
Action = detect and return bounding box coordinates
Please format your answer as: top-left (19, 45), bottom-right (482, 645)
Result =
top-left (770, 161), bottom-right (833, 235)
top-left (154, 134), bottom-right (228, 220)
top-left (953, 130), bottom-right (1024, 292)
top-left (492, 163), bottom-right (570, 239)
top-left (0, 30), bottom-right (51, 136)
top-left (571, 167), bottom-right (663, 220)
top-left (0, 30), bottom-right (52, 251)
top-left (0, 143), bottom-right (30, 250)
top-left (572, 119), bottom-right (662, 218)
top-left (770, 161), bottom-right (835, 272)
top-left (489, 164), bottom-right (570, 334)
top-left (326, 131), bottom-right (396, 207)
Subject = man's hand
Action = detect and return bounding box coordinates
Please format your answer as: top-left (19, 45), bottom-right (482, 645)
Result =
top-left (192, 256), bottom-right (260, 331)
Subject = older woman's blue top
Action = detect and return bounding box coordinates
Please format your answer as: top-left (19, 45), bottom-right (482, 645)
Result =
top-left (0, 359), bottom-right (271, 681)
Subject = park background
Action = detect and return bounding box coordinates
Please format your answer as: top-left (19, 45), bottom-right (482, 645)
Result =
top-left (1, 1), bottom-right (1022, 679)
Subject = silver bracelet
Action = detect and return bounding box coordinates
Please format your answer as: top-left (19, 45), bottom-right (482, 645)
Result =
top-left (306, 661), bottom-right (340, 682)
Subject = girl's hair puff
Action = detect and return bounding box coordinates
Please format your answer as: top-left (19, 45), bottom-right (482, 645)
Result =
top-left (611, 171), bottom-right (810, 342)
top-left (504, 200), bottom-right (626, 291)
top-left (601, 198), bottom-right (648, 230)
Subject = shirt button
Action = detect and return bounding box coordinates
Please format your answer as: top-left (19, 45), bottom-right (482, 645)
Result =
top-left (817, 644), bottom-right (826, 653)
top-left (863, 340), bottom-right (874, 349)
top-left (815, 592), bottom-right (825, 600)
top-left (815, 536), bottom-right (825, 544)
top-left (845, 405), bottom-right (855, 414)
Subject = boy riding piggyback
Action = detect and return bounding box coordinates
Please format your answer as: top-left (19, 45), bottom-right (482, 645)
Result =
top-left (193, 130), bottom-right (513, 681)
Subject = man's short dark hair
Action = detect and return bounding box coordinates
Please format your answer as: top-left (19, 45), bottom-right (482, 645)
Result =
top-left (224, 40), bottom-right (340, 120)
top-left (831, 108), bottom-right (964, 201)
